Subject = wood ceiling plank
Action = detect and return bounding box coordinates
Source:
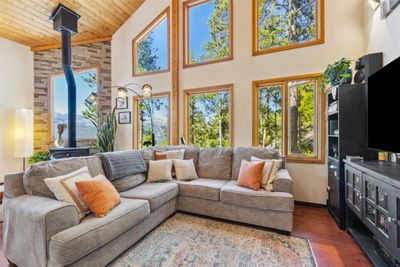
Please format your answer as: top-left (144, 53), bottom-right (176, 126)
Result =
top-left (10, 0), bottom-right (109, 36)
top-left (0, 0), bottom-right (145, 49)
top-left (58, 0), bottom-right (122, 30)
top-left (31, 36), bottom-right (112, 51)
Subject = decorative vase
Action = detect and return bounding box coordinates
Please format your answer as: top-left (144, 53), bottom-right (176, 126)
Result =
top-left (54, 134), bottom-right (65, 148)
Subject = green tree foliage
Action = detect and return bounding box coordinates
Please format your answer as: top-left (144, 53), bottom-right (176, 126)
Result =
top-left (190, 0), bottom-right (230, 63)
top-left (137, 32), bottom-right (161, 74)
top-left (258, 0), bottom-right (317, 49)
top-left (189, 91), bottom-right (230, 148)
top-left (138, 98), bottom-right (168, 148)
top-left (258, 85), bottom-right (282, 150)
top-left (288, 80), bottom-right (316, 156)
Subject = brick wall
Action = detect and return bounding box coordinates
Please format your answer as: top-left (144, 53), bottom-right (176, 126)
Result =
top-left (33, 41), bottom-right (111, 152)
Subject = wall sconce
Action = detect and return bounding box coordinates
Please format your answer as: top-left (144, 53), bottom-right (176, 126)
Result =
top-left (369, 0), bottom-right (380, 10)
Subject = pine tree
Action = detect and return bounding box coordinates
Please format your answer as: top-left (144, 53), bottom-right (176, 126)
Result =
top-left (137, 33), bottom-right (161, 74)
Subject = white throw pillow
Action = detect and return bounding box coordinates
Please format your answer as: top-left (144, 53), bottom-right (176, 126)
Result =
top-left (44, 166), bottom-right (93, 219)
top-left (173, 159), bottom-right (198, 181)
top-left (147, 160), bottom-right (173, 182)
top-left (251, 156), bottom-right (283, 191)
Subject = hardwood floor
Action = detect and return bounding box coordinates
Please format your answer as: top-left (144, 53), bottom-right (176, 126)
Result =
top-left (0, 205), bottom-right (371, 267)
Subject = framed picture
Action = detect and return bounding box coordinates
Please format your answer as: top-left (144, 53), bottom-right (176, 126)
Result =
top-left (116, 97), bottom-right (128, 109)
top-left (118, 111), bottom-right (131, 124)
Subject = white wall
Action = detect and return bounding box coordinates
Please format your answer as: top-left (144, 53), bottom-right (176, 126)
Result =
top-left (0, 37), bottom-right (34, 182)
top-left (112, 0), bottom-right (365, 204)
top-left (364, 1), bottom-right (400, 64)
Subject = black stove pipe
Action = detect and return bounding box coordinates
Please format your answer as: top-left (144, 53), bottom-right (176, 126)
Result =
top-left (61, 30), bottom-right (77, 147)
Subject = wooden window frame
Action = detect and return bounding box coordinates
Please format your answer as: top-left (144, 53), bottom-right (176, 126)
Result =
top-left (252, 0), bottom-right (325, 56)
top-left (133, 92), bottom-right (171, 149)
top-left (184, 84), bottom-right (234, 147)
top-left (132, 7), bottom-right (171, 77)
top-left (252, 73), bottom-right (325, 164)
top-left (48, 67), bottom-right (99, 143)
top-left (183, 0), bottom-right (234, 68)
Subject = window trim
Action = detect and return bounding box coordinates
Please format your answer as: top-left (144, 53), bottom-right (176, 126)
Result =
top-left (132, 7), bottom-right (171, 77)
top-left (48, 67), bottom-right (100, 143)
top-left (252, 73), bottom-right (325, 164)
top-left (252, 0), bottom-right (325, 56)
top-left (183, 0), bottom-right (234, 69)
top-left (133, 92), bottom-right (171, 149)
top-left (184, 84), bottom-right (234, 147)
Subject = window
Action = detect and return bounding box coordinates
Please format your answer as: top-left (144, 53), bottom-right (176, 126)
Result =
top-left (253, 74), bottom-right (324, 163)
top-left (184, 84), bottom-right (233, 147)
top-left (254, 83), bottom-right (283, 151)
top-left (134, 93), bottom-right (170, 148)
top-left (253, 0), bottom-right (324, 55)
top-left (50, 69), bottom-right (97, 140)
top-left (132, 8), bottom-right (170, 76)
top-left (183, 0), bottom-right (233, 67)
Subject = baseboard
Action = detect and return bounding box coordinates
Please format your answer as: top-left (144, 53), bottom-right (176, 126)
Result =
top-left (295, 200), bottom-right (327, 208)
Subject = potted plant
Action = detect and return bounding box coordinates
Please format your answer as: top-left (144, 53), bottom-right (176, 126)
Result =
top-left (321, 58), bottom-right (353, 98)
top-left (29, 151), bottom-right (51, 164)
top-left (82, 102), bottom-right (117, 152)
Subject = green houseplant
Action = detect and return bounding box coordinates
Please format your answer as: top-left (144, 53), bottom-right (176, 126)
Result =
top-left (321, 58), bottom-right (353, 91)
top-left (83, 102), bottom-right (117, 152)
top-left (28, 151), bottom-right (51, 164)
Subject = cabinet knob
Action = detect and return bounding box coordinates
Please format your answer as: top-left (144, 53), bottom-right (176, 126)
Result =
top-left (327, 186), bottom-right (331, 193)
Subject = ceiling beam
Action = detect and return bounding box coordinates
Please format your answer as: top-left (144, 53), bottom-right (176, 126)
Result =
top-left (31, 36), bottom-right (112, 51)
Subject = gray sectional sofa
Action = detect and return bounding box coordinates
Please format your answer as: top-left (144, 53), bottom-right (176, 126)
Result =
top-left (3, 146), bottom-right (294, 267)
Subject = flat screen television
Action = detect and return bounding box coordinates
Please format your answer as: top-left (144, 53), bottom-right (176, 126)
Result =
top-left (368, 56), bottom-right (400, 153)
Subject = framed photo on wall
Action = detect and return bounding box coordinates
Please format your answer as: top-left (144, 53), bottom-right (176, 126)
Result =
top-left (116, 97), bottom-right (128, 109)
top-left (118, 111), bottom-right (131, 124)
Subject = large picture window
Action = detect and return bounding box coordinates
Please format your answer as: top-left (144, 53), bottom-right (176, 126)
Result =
top-left (132, 8), bottom-right (170, 76)
top-left (183, 0), bottom-right (233, 68)
top-left (50, 69), bottom-right (97, 140)
top-left (184, 84), bottom-right (233, 147)
top-left (134, 93), bottom-right (170, 149)
top-left (253, 0), bottom-right (324, 55)
top-left (253, 74), bottom-right (324, 163)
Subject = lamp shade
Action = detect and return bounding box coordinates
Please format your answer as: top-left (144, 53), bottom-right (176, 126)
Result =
top-left (15, 109), bottom-right (34, 158)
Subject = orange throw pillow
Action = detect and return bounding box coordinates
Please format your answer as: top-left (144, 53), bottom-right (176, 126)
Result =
top-left (75, 174), bottom-right (121, 217)
top-left (236, 160), bottom-right (265, 190)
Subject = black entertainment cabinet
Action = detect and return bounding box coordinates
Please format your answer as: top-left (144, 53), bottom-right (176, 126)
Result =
top-left (327, 84), bottom-right (377, 229)
top-left (345, 160), bottom-right (400, 267)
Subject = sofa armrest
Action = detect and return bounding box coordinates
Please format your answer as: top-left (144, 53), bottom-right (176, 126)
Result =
top-left (4, 172), bottom-right (25, 198)
top-left (3, 195), bottom-right (79, 267)
top-left (273, 169), bottom-right (293, 193)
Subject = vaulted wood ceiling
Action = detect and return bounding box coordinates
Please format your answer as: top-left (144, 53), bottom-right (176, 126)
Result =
top-left (0, 0), bottom-right (145, 51)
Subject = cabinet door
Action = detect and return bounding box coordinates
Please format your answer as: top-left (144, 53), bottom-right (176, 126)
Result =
top-left (389, 189), bottom-right (400, 260)
top-left (363, 174), bottom-right (391, 250)
top-left (345, 165), bottom-right (362, 218)
top-left (328, 172), bottom-right (340, 219)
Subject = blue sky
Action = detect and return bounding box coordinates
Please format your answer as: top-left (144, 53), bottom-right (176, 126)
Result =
top-left (141, 18), bottom-right (168, 69)
top-left (188, 1), bottom-right (214, 58)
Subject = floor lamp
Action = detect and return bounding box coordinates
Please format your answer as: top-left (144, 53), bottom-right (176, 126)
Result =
top-left (15, 109), bottom-right (34, 171)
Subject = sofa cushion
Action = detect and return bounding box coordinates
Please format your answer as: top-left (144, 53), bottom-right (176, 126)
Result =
top-left (166, 146), bottom-right (200, 166)
top-left (119, 182), bottom-right (178, 211)
top-left (232, 147), bottom-right (281, 180)
top-left (49, 198), bottom-right (150, 266)
top-left (173, 178), bottom-right (227, 201)
top-left (111, 173), bottom-right (146, 192)
top-left (220, 181), bottom-right (294, 212)
top-left (197, 148), bottom-right (233, 180)
top-left (23, 156), bottom-right (105, 198)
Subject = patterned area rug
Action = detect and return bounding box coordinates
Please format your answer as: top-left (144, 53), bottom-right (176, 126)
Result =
top-left (109, 213), bottom-right (316, 267)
